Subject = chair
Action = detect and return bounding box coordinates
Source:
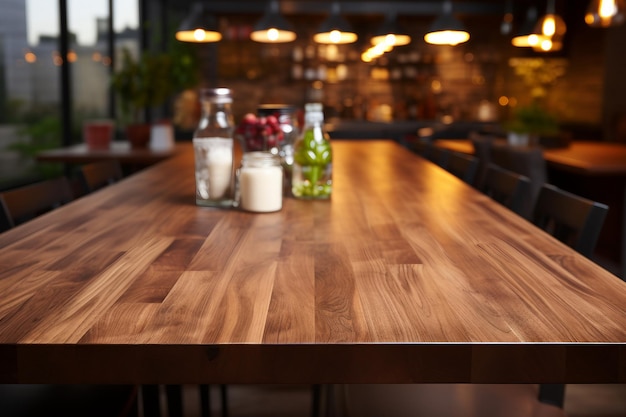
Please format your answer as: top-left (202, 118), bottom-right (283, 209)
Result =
top-left (446, 152), bottom-right (479, 184)
top-left (470, 132), bottom-right (495, 188)
top-left (428, 146), bottom-right (450, 168)
top-left (481, 163), bottom-right (531, 216)
top-left (0, 176), bottom-right (73, 232)
top-left (78, 160), bottom-right (124, 193)
top-left (410, 139), bottom-right (433, 160)
top-left (490, 142), bottom-right (548, 218)
top-left (532, 183), bottom-right (609, 258)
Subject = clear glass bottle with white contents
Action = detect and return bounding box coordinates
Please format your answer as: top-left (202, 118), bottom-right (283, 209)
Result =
top-left (238, 152), bottom-right (283, 213)
top-left (193, 88), bottom-right (242, 208)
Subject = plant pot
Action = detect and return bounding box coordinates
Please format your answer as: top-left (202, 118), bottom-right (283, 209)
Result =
top-left (125, 123), bottom-right (151, 149)
top-left (507, 132), bottom-right (530, 147)
top-left (84, 120), bottom-right (114, 150)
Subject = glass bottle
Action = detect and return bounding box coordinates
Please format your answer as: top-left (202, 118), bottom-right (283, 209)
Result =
top-left (193, 88), bottom-right (241, 208)
top-left (292, 103), bottom-right (332, 199)
top-left (257, 104), bottom-right (300, 196)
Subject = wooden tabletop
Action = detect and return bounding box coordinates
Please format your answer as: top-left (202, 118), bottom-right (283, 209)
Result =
top-left (433, 139), bottom-right (626, 176)
top-left (36, 141), bottom-right (179, 165)
top-left (1, 141), bottom-right (624, 384)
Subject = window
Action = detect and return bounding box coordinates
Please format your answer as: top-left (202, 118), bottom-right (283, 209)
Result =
top-left (0, 0), bottom-right (61, 186)
top-left (0, 0), bottom-right (139, 188)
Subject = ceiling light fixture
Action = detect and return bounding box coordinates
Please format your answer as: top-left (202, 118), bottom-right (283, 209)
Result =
top-left (314, 2), bottom-right (358, 44)
top-left (534, 0), bottom-right (567, 39)
top-left (511, 6), bottom-right (546, 48)
top-left (250, 0), bottom-right (296, 43)
top-left (424, 0), bottom-right (470, 46)
top-left (585, 0), bottom-right (626, 27)
top-left (175, 3), bottom-right (222, 43)
top-left (371, 12), bottom-right (411, 47)
top-left (529, 0), bottom-right (566, 52)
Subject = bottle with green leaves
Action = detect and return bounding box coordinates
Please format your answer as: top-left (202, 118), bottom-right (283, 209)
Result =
top-left (292, 103), bottom-right (332, 199)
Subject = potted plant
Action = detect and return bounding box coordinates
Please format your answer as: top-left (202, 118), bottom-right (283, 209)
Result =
top-left (504, 102), bottom-right (559, 147)
top-left (112, 45), bottom-right (198, 148)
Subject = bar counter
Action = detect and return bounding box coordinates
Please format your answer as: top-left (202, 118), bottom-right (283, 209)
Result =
top-left (0, 141), bottom-right (624, 384)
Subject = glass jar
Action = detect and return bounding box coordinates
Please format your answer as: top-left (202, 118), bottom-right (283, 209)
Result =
top-left (257, 104), bottom-right (300, 196)
top-left (193, 88), bottom-right (242, 208)
top-left (292, 103), bottom-right (332, 199)
top-left (238, 152), bottom-right (283, 213)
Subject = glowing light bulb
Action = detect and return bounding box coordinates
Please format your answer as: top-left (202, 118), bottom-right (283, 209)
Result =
top-left (600, 0), bottom-right (618, 18)
top-left (267, 28), bottom-right (279, 41)
top-left (193, 29), bottom-right (206, 42)
top-left (540, 38), bottom-right (553, 51)
top-left (542, 15), bottom-right (556, 36)
top-left (329, 30), bottom-right (341, 43)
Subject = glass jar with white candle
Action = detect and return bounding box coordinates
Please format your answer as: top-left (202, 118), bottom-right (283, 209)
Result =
top-left (238, 152), bottom-right (283, 213)
top-left (193, 88), bottom-right (241, 208)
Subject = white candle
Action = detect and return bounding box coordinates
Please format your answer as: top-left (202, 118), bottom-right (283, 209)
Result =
top-left (239, 152), bottom-right (283, 212)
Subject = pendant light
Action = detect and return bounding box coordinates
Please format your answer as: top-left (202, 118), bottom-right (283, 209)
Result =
top-left (424, 1), bottom-right (470, 46)
top-left (250, 0), bottom-right (297, 43)
top-left (314, 2), bottom-right (358, 44)
top-left (511, 6), bottom-right (546, 48)
top-left (532, 0), bottom-right (566, 51)
top-left (585, 0), bottom-right (626, 27)
top-left (371, 12), bottom-right (411, 47)
top-left (175, 3), bottom-right (222, 43)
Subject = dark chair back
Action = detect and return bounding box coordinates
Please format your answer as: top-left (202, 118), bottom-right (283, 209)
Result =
top-left (532, 183), bottom-right (609, 258)
top-left (428, 147), bottom-right (450, 168)
top-left (0, 176), bottom-right (73, 232)
top-left (481, 163), bottom-right (531, 216)
top-left (490, 143), bottom-right (547, 218)
top-left (78, 160), bottom-right (124, 193)
top-left (470, 133), bottom-right (495, 188)
top-left (409, 139), bottom-right (433, 160)
top-left (447, 152), bottom-right (479, 184)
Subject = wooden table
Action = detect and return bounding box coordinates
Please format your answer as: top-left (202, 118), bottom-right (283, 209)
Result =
top-left (432, 139), bottom-right (626, 176)
top-left (36, 141), bottom-right (179, 166)
top-left (433, 139), bottom-right (626, 278)
top-left (1, 141), bottom-right (624, 384)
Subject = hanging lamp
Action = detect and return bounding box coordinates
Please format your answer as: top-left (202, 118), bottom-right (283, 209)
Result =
top-left (175, 3), bottom-right (222, 43)
top-left (424, 1), bottom-right (470, 46)
top-left (585, 0), bottom-right (626, 27)
top-left (250, 0), bottom-right (296, 43)
top-left (534, 0), bottom-right (566, 40)
top-left (371, 12), bottom-right (411, 47)
top-left (528, 0), bottom-right (566, 52)
top-left (313, 2), bottom-right (358, 44)
top-left (511, 6), bottom-right (545, 48)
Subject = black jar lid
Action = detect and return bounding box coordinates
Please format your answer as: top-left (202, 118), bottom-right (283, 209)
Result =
top-left (257, 104), bottom-right (296, 116)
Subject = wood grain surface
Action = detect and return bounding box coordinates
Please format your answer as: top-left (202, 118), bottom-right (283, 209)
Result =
top-left (0, 141), bottom-right (624, 384)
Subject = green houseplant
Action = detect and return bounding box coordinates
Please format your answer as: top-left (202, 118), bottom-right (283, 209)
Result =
top-left (111, 45), bottom-right (198, 148)
top-left (505, 102), bottom-right (559, 146)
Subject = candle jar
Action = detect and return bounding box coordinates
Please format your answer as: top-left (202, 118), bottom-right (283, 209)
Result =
top-left (238, 152), bottom-right (283, 213)
top-left (193, 88), bottom-right (241, 208)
